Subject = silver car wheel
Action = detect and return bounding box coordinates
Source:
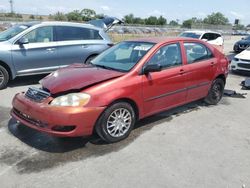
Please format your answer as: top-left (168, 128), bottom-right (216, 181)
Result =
top-left (106, 108), bottom-right (132, 138)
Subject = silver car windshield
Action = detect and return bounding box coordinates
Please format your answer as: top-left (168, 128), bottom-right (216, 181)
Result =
top-left (91, 41), bottom-right (155, 72)
top-left (0, 25), bottom-right (29, 41)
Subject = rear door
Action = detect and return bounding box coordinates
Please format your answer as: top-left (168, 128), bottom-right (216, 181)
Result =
top-left (183, 42), bottom-right (217, 101)
top-left (54, 26), bottom-right (107, 65)
top-left (11, 26), bottom-right (59, 75)
top-left (142, 43), bottom-right (188, 116)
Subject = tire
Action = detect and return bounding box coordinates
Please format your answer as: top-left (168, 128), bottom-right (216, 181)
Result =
top-left (0, 65), bottom-right (9, 90)
top-left (95, 102), bottom-right (136, 143)
top-left (204, 78), bottom-right (225, 105)
top-left (85, 55), bottom-right (97, 64)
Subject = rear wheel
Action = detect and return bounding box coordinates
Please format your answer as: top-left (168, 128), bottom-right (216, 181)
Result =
top-left (0, 65), bottom-right (9, 90)
top-left (95, 102), bottom-right (136, 143)
top-left (204, 78), bottom-right (225, 105)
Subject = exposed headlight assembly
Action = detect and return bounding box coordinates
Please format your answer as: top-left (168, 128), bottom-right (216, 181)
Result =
top-left (50, 93), bottom-right (90, 107)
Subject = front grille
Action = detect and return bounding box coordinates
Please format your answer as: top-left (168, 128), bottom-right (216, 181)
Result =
top-left (240, 59), bottom-right (250, 63)
top-left (25, 87), bottom-right (50, 102)
top-left (13, 108), bottom-right (48, 128)
top-left (239, 44), bottom-right (249, 49)
top-left (238, 63), bottom-right (250, 69)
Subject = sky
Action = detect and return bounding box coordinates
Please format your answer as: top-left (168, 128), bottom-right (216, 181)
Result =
top-left (0, 0), bottom-right (249, 25)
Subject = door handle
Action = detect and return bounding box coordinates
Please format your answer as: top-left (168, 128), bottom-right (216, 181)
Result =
top-left (179, 69), bottom-right (185, 75)
top-left (46, 48), bottom-right (56, 53)
top-left (82, 45), bottom-right (89, 48)
top-left (210, 62), bottom-right (215, 67)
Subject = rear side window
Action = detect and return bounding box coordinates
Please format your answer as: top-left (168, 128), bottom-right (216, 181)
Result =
top-left (147, 43), bottom-right (182, 69)
top-left (55, 26), bottom-right (103, 41)
top-left (184, 43), bottom-right (213, 64)
top-left (202, 33), bottom-right (221, 41)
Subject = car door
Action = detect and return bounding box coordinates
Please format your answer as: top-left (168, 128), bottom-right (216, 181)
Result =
top-left (55, 26), bottom-right (106, 65)
top-left (142, 43), bottom-right (188, 116)
top-left (11, 26), bottom-right (59, 75)
top-left (183, 42), bottom-right (217, 102)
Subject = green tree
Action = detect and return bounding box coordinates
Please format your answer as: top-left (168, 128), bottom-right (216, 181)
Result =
top-left (203, 12), bottom-right (229, 25)
top-left (182, 17), bottom-right (203, 28)
top-left (124, 14), bottom-right (135, 24)
top-left (145, 16), bottom-right (158, 25)
top-left (133, 17), bottom-right (145, 25)
top-left (96, 13), bottom-right (105, 19)
top-left (54, 12), bottom-right (67, 21)
top-left (169, 20), bottom-right (178, 26)
top-left (81, 8), bottom-right (96, 21)
top-left (66, 10), bottom-right (82, 21)
top-left (29, 15), bottom-right (35, 19)
top-left (182, 19), bottom-right (192, 28)
top-left (157, 16), bottom-right (167, 25)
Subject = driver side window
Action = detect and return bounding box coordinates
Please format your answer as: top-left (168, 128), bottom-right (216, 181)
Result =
top-left (24, 26), bottom-right (53, 43)
top-left (147, 43), bottom-right (182, 69)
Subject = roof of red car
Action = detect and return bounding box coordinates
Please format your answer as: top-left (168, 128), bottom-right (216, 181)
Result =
top-left (127, 37), bottom-right (199, 44)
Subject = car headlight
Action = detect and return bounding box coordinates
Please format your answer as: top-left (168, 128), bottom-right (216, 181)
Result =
top-left (50, 93), bottom-right (90, 107)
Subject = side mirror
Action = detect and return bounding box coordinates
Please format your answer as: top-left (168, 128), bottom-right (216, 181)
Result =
top-left (17, 38), bottom-right (29, 45)
top-left (143, 64), bottom-right (162, 74)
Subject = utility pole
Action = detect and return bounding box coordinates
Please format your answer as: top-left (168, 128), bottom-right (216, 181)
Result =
top-left (9, 0), bottom-right (14, 13)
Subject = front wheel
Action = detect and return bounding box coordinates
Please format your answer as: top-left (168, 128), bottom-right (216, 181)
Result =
top-left (0, 65), bottom-right (9, 90)
top-left (95, 102), bottom-right (136, 143)
top-left (204, 78), bottom-right (225, 105)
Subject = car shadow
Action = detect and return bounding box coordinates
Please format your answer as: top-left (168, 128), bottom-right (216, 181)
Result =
top-left (7, 74), bottom-right (48, 88)
top-left (4, 99), bottom-right (230, 174)
top-left (8, 100), bottom-right (206, 153)
top-left (230, 70), bottom-right (250, 77)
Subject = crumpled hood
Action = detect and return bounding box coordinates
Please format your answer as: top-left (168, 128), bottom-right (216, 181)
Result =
top-left (41, 64), bottom-right (125, 95)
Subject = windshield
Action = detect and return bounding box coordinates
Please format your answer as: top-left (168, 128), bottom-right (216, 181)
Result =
top-left (180, 32), bottom-right (201, 39)
top-left (0, 25), bottom-right (30, 41)
top-left (91, 41), bottom-right (155, 72)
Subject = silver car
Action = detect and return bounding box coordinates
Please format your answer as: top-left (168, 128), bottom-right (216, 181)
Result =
top-left (0, 17), bottom-right (122, 89)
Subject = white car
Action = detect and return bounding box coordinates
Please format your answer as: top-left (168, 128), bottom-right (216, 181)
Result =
top-left (179, 30), bottom-right (224, 46)
top-left (231, 47), bottom-right (250, 72)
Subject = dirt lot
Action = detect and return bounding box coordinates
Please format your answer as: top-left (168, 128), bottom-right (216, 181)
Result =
top-left (0, 36), bottom-right (250, 188)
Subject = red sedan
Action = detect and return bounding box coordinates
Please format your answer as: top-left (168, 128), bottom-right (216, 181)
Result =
top-left (11, 37), bottom-right (229, 143)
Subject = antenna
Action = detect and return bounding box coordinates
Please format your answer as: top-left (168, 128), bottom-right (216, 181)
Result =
top-left (9, 0), bottom-right (14, 13)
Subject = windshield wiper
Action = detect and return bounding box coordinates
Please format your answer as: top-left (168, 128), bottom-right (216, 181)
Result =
top-left (91, 63), bottom-right (125, 72)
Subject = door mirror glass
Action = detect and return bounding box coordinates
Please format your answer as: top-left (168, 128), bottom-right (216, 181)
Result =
top-left (143, 64), bottom-right (162, 74)
top-left (18, 37), bottom-right (29, 45)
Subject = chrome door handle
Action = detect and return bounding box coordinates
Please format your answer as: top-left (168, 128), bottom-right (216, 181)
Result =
top-left (82, 45), bottom-right (89, 48)
top-left (46, 48), bottom-right (55, 51)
